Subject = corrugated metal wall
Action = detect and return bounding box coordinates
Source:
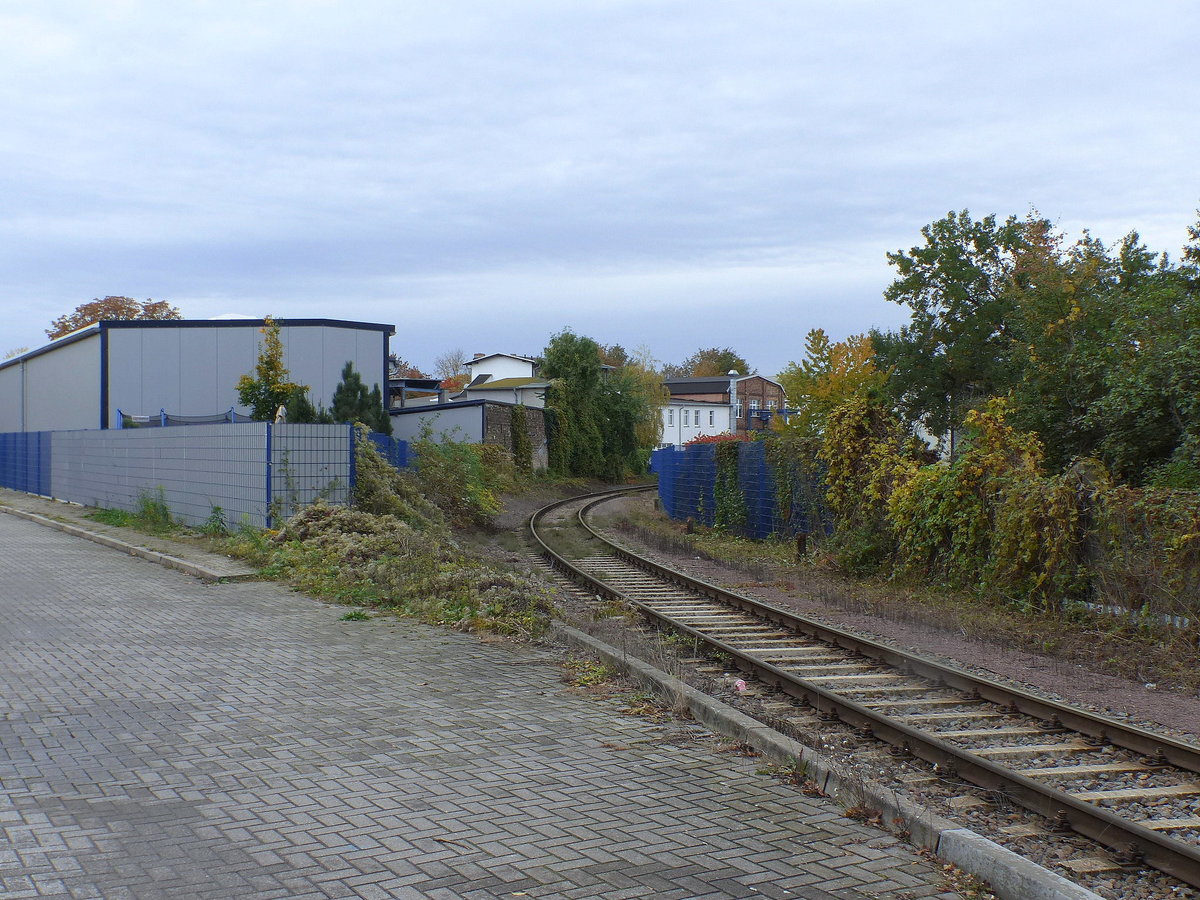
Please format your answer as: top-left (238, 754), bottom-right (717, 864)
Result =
top-left (105, 324), bottom-right (388, 429)
top-left (0, 333), bottom-right (102, 432)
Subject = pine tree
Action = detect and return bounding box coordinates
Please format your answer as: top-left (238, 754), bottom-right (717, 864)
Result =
top-left (330, 362), bottom-right (392, 434)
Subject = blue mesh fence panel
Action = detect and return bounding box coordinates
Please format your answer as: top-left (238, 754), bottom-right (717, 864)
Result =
top-left (737, 442), bottom-right (775, 539)
top-left (0, 432), bottom-right (51, 495)
top-left (368, 432), bottom-right (410, 469)
top-left (654, 440), bottom-right (833, 539)
top-left (652, 447), bottom-right (676, 515)
top-left (677, 443), bottom-right (716, 526)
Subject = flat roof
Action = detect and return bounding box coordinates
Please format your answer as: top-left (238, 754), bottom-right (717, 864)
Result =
top-left (0, 317), bottom-right (397, 374)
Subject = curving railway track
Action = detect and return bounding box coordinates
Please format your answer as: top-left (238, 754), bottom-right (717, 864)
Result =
top-left (529, 486), bottom-right (1200, 895)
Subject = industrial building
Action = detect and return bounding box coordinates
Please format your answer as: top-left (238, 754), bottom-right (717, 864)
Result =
top-left (0, 318), bottom-right (394, 432)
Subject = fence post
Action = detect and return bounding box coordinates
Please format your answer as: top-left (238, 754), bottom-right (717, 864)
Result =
top-left (264, 423), bottom-right (273, 530)
top-left (348, 424), bottom-right (356, 499)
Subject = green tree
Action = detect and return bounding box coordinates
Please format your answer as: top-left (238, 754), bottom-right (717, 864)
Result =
top-left (284, 386), bottom-right (332, 424)
top-left (873, 210), bottom-right (1033, 450)
top-left (663, 347), bottom-right (751, 378)
top-left (542, 330), bottom-right (606, 477)
top-left (47, 296), bottom-right (182, 339)
top-left (1002, 224), bottom-right (1118, 469)
top-left (236, 316), bottom-right (307, 421)
top-left (599, 343), bottom-right (630, 368)
top-left (1087, 253), bottom-right (1200, 483)
top-left (878, 210), bottom-right (1200, 483)
top-left (777, 330), bottom-right (885, 442)
top-left (623, 345), bottom-right (670, 455)
top-left (330, 362), bottom-right (392, 434)
top-left (540, 330), bottom-right (657, 480)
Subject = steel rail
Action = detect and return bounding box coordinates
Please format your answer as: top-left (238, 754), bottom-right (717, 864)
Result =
top-left (528, 488), bottom-right (1200, 890)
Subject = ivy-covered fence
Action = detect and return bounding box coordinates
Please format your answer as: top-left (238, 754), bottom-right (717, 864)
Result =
top-left (651, 441), bottom-right (831, 539)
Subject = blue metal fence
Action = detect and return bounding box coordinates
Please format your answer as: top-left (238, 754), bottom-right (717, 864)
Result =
top-left (368, 432), bottom-right (410, 469)
top-left (0, 427), bottom-right (412, 525)
top-left (653, 441), bottom-right (832, 539)
top-left (0, 431), bottom-right (51, 496)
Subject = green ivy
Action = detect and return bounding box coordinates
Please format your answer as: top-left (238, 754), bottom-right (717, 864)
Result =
top-left (713, 441), bottom-right (747, 534)
top-left (510, 404), bottom-right (533, 475)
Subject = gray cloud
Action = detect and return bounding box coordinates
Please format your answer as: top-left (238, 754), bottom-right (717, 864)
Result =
top-left (2, 1), bottom-right (1197, 376)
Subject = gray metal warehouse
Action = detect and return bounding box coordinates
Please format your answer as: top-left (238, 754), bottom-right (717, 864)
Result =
top-left (0, 318), bottom-right (394, 433)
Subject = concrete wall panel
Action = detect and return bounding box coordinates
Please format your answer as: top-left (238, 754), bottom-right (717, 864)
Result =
top-left (51, 423), bottom-right (269, 526)
top-left (390, 405), bottom-right (484, 444)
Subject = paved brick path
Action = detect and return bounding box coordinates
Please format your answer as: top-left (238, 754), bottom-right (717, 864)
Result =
top-left (0, 490), bottom-right (255, 580)
top-left (0, 514), bottom-right (959, 899)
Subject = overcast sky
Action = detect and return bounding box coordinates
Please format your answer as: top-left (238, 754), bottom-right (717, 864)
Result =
top-left (3, 1), bottom-right (1197, 377)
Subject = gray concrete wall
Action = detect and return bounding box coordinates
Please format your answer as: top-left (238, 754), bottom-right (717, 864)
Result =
top-left (389, 404), bottom-right (485, 445)
top-left (47, 423), bottom-right (353, 528)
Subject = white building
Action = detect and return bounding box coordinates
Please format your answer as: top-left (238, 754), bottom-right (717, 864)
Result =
top-left (659, 399), bottom-right (735, 447)
top-left (456, 352), bottom-right (549, 407)
top-left (0, 318), bottom-right (393, 432)
top-left (463, 352), bottom-right (537, 382)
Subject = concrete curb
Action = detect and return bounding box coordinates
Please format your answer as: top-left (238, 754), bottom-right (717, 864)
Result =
top-left (552, 622), bottom-right (1103, 900)
top-left (0, 505), bottom-right (236, 584)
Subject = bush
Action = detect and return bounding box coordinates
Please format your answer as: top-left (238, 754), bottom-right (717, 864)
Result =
top-left (1092, 485), bottom-right (1200, 627)
top-left (413, 435), bottom-right (503, 529)
top-left (352, 427), bottom-right (446, 531)
top-left (247, 501), bottom-right (552, 637)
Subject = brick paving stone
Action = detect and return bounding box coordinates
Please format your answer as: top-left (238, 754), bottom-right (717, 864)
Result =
top-left (0, 514), bottom-right (962, 899)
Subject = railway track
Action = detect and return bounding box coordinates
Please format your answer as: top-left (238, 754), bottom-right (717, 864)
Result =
top-left (529, 486), bottom-right (1200, 895)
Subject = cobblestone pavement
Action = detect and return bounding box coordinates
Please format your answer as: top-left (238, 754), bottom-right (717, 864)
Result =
top-left (0, 490), bottom-right (254, 580)
top-left (0, 514), bottom-right (961, 900)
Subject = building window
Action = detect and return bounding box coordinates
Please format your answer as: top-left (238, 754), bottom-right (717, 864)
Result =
top-left (667, 409), bottom-right (673, 426)
top-left (709, 410), bottom-right (714, 426)
top-left (682, 409), bottom-right (689, 426)
top-left (767, 400), bottom-right (776, 410)
top-left (736, 400), bottom-right (743, 418)
top-left (749, 398), bottom-right (759, 411)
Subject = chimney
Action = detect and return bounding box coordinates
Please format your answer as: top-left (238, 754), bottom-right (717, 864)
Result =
top-left (473, 353), bottom-right (485, 359)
